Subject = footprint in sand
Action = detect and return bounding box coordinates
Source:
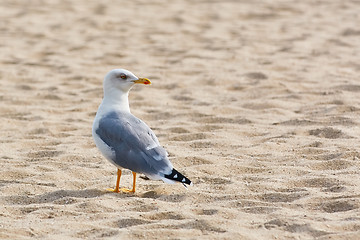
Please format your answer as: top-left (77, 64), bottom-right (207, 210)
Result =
top-left (196, 209), bottom-right (218, 216)
top-left (167, 127), bottom-right (190, 134)
top-left (242, 206), bottom-right (278, 214)
top-left (115, 218), bottom-right (152, 229)
top-left (260, 192), bottom-right (308, 203)
top-left (309, 127), bottom-right (350, 139)
top-left (27, 150), bottom-right (63, 160)
top-left (172, 219), bottom-right (226, 233)
top-left (294, 177), bottom-right (347, 193)
top-left (144, 211), bottom-right (185, 220)
top-left (264, 219), bottom-right (330, 238)
top-left (320, 200), bottom-right (358, 213)
top-left (170, 133), bottom-right (207, 142)
top-left (184, 156), bottom-right (212, 165)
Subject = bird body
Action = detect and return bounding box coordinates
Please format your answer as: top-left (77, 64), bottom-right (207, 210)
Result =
top-left (92, 69), bottom-right (192, 192)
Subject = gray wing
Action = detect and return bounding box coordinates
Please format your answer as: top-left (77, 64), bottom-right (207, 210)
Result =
top-left (95, 111), bottom-right (173, 175)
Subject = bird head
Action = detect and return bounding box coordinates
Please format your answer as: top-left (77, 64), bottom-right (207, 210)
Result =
top-left (103, 69), bottom-right (151, 93)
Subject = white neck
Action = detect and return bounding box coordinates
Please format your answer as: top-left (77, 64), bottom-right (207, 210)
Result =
top-left (101, 87), bottom-right (131, 114)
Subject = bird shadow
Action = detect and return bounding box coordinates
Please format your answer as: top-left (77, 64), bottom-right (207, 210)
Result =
top-left (3, 187), bottom-right (187, 205)
top-left (139, 190), bottom-right (187, 202)
top-left (4, 189), bottom-right (107, 205)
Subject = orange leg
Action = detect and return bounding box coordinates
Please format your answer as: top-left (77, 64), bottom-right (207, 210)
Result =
top-left (107, 169), bottom-right (136, 193)
top-left (121, 171), bottom-right (136, 193)
top-left (107, 168), bottom-right (121, 193)
top-left (131, 172), bottom-right (136, 192)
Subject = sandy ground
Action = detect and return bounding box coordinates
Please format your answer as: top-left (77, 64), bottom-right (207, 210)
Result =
top-left (1, 0), bottom-right (360, 239)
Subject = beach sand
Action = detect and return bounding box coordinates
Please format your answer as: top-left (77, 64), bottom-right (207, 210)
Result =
top-left (1, 0), bottom-right (360, 239)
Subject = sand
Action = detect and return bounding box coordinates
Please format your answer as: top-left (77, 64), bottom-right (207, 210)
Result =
top-left (1, 0), bottom-right (360, 239)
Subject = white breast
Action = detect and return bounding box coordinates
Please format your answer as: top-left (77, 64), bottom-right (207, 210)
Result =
top-left (92, 109), bottom-right (117, 166)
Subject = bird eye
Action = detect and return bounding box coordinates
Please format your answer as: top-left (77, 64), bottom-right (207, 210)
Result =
top-left (119, 73), bottom-right (127, 79)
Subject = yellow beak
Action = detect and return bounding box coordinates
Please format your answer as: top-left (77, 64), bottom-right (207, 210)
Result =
top-left (134, 78), bottom-right (151, 85)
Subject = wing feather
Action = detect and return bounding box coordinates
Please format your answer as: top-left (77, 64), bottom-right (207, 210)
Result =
top-left (96, 111), bottom-right (172, 175)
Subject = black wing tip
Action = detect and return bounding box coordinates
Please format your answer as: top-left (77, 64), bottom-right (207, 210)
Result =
top-left (164, 168), bottom-right (192, 186)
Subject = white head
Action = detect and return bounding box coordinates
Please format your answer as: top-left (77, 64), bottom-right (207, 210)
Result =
top-left (103, 69), bottom-right (151, 94)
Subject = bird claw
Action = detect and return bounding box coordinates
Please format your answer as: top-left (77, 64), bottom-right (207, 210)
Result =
top-left (106, 188), bottom-right (120, 193)
top-left (106, 187), bottom-right (134, 193)
top-left (120, 187), bottom-right (135, 193)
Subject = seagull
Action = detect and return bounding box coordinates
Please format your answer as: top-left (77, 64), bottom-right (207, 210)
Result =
top-left (92, 69), bottom-right (192, 193)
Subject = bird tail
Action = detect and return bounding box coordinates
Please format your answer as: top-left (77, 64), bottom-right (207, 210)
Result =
top-left (164, 168), bottom-right (192, 188)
